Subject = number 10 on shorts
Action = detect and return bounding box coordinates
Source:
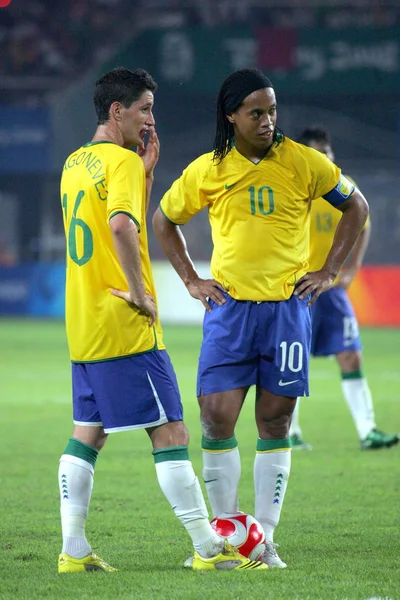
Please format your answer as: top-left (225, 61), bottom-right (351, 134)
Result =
top-left (279, 341), bottom-right (304, 373)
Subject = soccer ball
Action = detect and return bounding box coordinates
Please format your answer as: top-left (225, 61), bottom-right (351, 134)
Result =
top-left (210, 511), bottom-right (266, 561)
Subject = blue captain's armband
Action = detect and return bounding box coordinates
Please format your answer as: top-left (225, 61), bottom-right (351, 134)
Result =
top-left (323, 175), bottom-right (355, 207)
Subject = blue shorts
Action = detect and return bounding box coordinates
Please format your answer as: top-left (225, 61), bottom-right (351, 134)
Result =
top-left (197, 293), bottom-right (311, 398)
top-left (71, 350), bottom-right (183, 433)
top-left (311, 286), bottom-right (362, 356)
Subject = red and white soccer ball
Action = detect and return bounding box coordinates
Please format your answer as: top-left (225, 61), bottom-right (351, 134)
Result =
top-left (210, 511), bottom-right (266, 561)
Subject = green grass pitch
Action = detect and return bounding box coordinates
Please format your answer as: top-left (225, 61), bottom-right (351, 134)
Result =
top-left (1, 319), bottom-right (399, 600)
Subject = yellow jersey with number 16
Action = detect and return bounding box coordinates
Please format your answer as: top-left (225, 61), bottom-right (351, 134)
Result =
top-left (60, 141), bottom-right (164, 363)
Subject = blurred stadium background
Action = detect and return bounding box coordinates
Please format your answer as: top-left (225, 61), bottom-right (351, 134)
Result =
top-left (0, 0), bottom-right (399, 325)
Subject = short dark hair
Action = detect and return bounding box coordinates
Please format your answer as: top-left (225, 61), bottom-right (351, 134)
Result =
top-left (297, 126), bottom-right (331, 146)
top-left (94, 67), bottom-right (158, 124)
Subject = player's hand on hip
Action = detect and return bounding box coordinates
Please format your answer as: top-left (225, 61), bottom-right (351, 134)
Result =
top-left (186, 277), bottom-right (226, 312)
top-left (135, 293), bottom-right (157, 326)
top-left (111, 289), bottom-right (157, 326)
top-left (294, 269), bottom-right (335, 306)
top-left (138, 126), bottom-right (160, 176)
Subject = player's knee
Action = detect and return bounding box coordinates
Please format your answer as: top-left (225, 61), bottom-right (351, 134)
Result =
top-left (94, 431), bottom-right (108, 451)
top-left (150, 420), bottom-right (189, 448)
top-left (337, 350), bottom-right (361, 373)
top-left (200, 416), bottom-right (235, 440)
top-left (257, 412), bottom-right (291, 439)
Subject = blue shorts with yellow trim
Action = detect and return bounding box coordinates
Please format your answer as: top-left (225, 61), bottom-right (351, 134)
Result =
top-left (72, 350), bottom-right (183, 433)
top-left (311, 286), bottom-right (362, 356)
top-left (197, 292), bottom-right (311, 398)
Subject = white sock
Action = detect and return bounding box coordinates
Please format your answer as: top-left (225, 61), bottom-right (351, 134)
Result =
top-left (155, 460), bottom-right (223, 558)
top-left (341, 377), bottom-right (376, 440)
top-left (254, 448), bottom-right (291, 543)
top-left (289, 399), bottom-right (301, 437)
top-left (203, 447), bottom-right (241, 517)
top-left (59, 454), bottom-right (93, 558)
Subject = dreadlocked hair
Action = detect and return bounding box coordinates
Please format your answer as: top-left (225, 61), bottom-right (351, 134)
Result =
top-left (213, 68), bottom-right (285, 163)
top-left (213, 96), bottom-right (234, 163)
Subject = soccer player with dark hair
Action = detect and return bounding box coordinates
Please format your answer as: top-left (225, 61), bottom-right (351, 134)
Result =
top-left (152, 68), bottom-right (369, 568)
top-left (58, 67), bottom-right (266, 573)
top-left (290, 125), bottom-right (398, 451)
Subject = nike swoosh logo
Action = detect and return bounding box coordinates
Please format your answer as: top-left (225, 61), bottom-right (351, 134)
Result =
top-left (204, 479), bottom-right (218, 484)
top-left (225, 183), bottom-right (237, 190)
top-left (278, 379), bottom-right (299, 386)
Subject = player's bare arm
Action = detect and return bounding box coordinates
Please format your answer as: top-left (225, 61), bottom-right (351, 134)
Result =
top-left (295, 189), bottom-right (369, 305)
top-left (338, 220), bottom-right (371, 289)
top-left (152, 208), bottom-right (226, 312)
top-left (110, 212), bottom-right (157, 325)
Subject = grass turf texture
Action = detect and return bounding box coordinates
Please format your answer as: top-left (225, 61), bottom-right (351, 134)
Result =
top-left (1, 319), bottom-right (399, 600)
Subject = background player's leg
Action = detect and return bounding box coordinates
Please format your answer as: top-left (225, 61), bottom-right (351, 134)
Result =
top-left (339, 350), bottom-right (375, 439)
top-left (289, 398), bottom-right (312, 450)
top-left (338, 350), bottom-right (398, 449)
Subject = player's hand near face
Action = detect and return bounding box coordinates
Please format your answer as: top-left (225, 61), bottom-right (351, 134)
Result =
top-left (186, 277), bottom-right (226, 312)
top-left (138, 126), bottom-right (160, 176)
top-left (111, 289), bottom-right (157, 326)
top-left (294, 269), bottom-right (335, 306)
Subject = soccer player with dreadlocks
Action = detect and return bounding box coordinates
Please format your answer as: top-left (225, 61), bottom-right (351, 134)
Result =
top-left (152, 68), bottom-right (369, 568)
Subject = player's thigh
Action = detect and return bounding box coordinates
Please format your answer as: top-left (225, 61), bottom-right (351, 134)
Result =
top-left (198, 387), bottom-right (249, 439)
top-left (197, 293), bottom-right (258, 396)
top-left (254, 386), bottom-right (296, 439)
top-left (259, 295), bottom-right (311, 398)
top-left (84, 350), bottom-right (183, 434)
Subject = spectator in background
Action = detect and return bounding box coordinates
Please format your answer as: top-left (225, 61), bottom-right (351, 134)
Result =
top-left (0, 0), bottom-right (136, 85)
top-left (290, 126), bottom-right (399, 451)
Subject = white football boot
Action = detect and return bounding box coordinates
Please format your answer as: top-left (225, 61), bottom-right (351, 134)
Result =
top-left (261, 542), bottom-right (287, 568)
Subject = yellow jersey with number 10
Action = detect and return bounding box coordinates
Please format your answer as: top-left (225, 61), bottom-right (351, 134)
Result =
top-left (60, 141), bottom-right (164, 362)
top-left (160, 138), bottom-right (341, 301)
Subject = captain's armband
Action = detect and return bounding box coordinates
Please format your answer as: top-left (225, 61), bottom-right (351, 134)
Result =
top-left (323, 175), bottom-right (355, 207)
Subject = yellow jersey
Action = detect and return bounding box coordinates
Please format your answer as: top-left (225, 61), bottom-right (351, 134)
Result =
top-left (60, 141), bottom-right (164, 362)
top-left (160, 138), bottom-right (341, 301)
top-left (309, 176), bottom-right (368, 273)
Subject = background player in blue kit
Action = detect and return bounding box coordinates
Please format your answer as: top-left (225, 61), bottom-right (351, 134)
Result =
top-left (289, 126), bottom-right (398, 451)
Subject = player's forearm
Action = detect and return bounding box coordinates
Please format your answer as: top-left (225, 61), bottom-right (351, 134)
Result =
top-left (346, 223), bottom-right (371, 271)
top-left (152, 208), bottom-right (199, 286)
top-left (110, 214), bottom-right (146, 303)
top-left (323, 191), bottom-right (369, 278)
